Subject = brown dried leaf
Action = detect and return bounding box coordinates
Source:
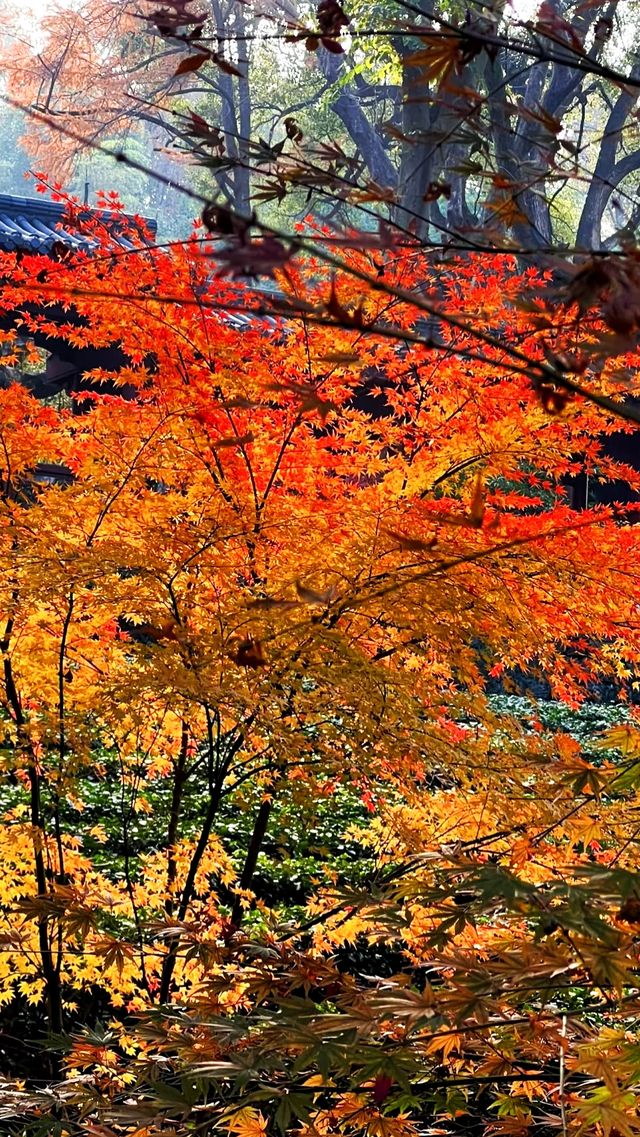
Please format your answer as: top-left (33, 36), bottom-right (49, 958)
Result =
top-left (268, 380), bottom-right (337, 421)
top-left (215, 53), bottom-right (243, 77)
top-left (404, 35), bottom-right (465, 86)
top-left (295, 580), bottom-right (334, 605)
top-left (248, 597), bottom-right (299, 611)
top-left (223, 397), bottom-right (260, 409)
top-left (213, 433), bottom-right (255, 449)
top-left (317, 351), bottom-right (361, 365)
top-left (618, 897), bottom-right (640, 923)
top-left (317, 0), bottom-right (349, 36)
top-left (385, 528), bottom-right (437, 552)
top-left (535, 380), bottom-right (571, 415)
top-left (321, 36), bottom-right (345, 53)
top-left (174, 51), bottom-right (211, 76)
top-left (233, 638), bottom-right (266, 668)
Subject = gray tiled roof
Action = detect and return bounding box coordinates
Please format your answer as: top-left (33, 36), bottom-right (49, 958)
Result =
top-left (0, 193), bottom-right (156, 253)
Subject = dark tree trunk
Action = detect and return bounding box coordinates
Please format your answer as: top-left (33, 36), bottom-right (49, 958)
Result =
top-left (394, 51), bottom-right (434, 239)
top-left (230, 796), bottom-right (273, 928)
top-left (1, 634), bottom-right (64, 1044)
top-left (210, 0), bottom-right (250, 212)
top-left (319, 51), bottom-right (397, 190)
top-left (576, 71), bottom-right (640, 250)
top-left (235, 0), bottom-right (251, 214)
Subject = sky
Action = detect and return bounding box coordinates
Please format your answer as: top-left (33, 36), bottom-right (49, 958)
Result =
top-left (4, 1), bottom-right (50, 38)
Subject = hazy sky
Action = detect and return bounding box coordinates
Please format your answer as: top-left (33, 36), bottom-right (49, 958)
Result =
top-left (5, 1), bottom-right (49, 32)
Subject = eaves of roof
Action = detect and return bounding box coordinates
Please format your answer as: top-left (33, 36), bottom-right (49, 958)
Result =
top-left (0, 193), bottom-right (157, 254)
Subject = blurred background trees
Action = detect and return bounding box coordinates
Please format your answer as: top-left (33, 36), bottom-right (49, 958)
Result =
top-left (1, 0), bottom-right (640, 251)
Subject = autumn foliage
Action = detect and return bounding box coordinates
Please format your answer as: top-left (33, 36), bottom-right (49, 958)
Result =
top-left (0, 193), bottom-right (639, 1134)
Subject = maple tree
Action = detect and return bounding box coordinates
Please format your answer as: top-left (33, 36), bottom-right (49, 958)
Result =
top-left (0, 180), bottom-right (633, 1136)
top-left (2, 0), bottom-right (640, 1132)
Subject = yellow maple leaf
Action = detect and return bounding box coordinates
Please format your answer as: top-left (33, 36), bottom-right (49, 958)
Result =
top-left (598, 725), bottom-right (640, 757)
top-left (227, 1107), bottom-right (268, 1137)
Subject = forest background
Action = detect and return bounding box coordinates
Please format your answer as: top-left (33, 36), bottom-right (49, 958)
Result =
top-left (0, 2), bottom-right (640, 1137)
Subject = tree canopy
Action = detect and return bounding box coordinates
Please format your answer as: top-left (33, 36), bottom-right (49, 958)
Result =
top-left (0, 1), bottom-right (639, 1134)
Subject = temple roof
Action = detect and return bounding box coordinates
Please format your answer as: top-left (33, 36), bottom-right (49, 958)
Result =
top-left (0, 192), bottom-right (156, 254)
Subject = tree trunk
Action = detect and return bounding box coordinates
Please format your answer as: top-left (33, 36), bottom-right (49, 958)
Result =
top-left (165, 722), bottom-right (189, 919)
top-left (319, 51), bottom-right (397, 190)
top-left (1, 632), bottom-right (64, 1041)
top-left (395, 51), bottom-right (434, 239)
top-left (230, 796), bottom-right (273, 928)
top-left (235, 1), bottom-right (252, 214)
top-left (576, 72), bottom-right (640, 250)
